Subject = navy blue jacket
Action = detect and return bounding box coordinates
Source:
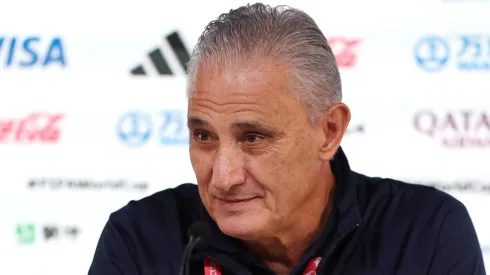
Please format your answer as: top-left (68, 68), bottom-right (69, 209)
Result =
top-left (88, 147), bottom-right (486, 274)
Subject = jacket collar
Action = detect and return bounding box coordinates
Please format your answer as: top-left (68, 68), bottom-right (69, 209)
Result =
top-left (331, 146), bottom-right (362, 235)
top-left (197, 146), bottom-right (362, 253)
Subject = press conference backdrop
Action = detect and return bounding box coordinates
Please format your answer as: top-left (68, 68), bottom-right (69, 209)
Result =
top-left (1, 0), bottom-right (489, 274)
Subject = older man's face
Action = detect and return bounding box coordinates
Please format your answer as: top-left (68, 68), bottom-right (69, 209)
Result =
top-left (187, 59), bottom-right (327, 240)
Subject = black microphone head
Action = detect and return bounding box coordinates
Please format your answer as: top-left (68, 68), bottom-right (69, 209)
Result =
top-left (187, 222), bottom-right (211, 240)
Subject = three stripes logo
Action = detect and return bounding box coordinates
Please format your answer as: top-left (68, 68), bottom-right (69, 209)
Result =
top-left (130, 31), bottom-right (190, 76)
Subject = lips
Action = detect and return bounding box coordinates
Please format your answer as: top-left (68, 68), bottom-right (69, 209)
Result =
top-left (215, 196), bottom-right (260, 212)
top-left (218, 197), bottom-right (256, 204)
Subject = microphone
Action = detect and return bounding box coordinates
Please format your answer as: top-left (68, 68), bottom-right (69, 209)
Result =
top-left (179, 222), bottom-right (211, 275)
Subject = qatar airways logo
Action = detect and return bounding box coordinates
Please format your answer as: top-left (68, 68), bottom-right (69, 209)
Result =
top-left (414, 109), bottom-right (490, 148)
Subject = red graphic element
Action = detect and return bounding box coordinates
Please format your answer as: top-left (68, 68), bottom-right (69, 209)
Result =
top-left (328, 37), bottom-right (362, 68)
top-left (414, 109), bottom-right (490, 148)
top-left (204, 257), bottom-right (221, 275)
top-left (0, 112), bottom-right (64, 143)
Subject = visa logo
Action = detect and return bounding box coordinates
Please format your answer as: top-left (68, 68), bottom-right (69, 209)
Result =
top-left (0, 36), bottom-right (66, 68)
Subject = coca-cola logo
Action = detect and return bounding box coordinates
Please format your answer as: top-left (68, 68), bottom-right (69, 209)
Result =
top-left (328, 37), bottom-right (362, 68)
top-left (414, 110), bottom-right (490, 148)
top-left (0, 112), bottom-right (64, 143)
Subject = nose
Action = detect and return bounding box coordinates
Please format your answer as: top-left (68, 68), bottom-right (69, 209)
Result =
top-left (211, 145), bottom-right (245, 192)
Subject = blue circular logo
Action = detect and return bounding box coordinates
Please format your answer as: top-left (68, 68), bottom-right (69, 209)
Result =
top-left (116, 111), bottom-right (152, 147)
top-left (414, 36), bottom-right (450, 72)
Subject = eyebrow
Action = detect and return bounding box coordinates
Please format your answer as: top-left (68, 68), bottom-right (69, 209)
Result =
top-left (231, 121), bottom-right (271, 133)
top-left (187, 116), bottom-right (275, 134)
top-left (187, 117), bottom-right (208, 128)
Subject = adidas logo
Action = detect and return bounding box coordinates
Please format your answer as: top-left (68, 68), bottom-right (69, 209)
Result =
top-left (131, 31), bottom-right (190, 76)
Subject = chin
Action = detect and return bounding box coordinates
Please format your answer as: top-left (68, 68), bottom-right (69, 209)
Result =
top-left (215, 212), bottom-right (267, 241)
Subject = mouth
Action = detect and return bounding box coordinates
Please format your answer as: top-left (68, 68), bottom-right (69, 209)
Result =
top-left (217, 197), bottom-right (258, 208)
top-left (219, 197), bottom-right (256, 204)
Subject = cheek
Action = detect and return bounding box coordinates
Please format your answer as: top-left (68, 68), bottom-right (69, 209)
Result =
top-left (191, 149), bottom-right (214, 210)
top-left (247, 137), bottom-right (318, 210)
top-left (245, 149), bottom-right (296, 209)
top-left (189, 149), bottom-right (213, 185)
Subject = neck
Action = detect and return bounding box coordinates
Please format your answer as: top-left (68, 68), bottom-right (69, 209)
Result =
top-left (244, 170), bottom-right (336, 274)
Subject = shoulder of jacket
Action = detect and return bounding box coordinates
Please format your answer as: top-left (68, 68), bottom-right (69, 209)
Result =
top-left (357, 172), bottom-right (467, 219)
top-left (355, 172), bottom-right (443, 197)
top-left (108, 183), bottom-right (201, 227)
top-left (352, 172), bottom-right (465, 213)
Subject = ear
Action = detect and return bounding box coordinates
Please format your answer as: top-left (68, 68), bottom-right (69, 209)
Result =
top-left (317, 103), bottom-right (351, 162)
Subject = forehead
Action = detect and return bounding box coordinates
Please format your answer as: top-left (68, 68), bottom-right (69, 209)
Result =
top-left (194, 58), bottom-right (291, 94)
top-left (188, 59), bottom-right (299, 115)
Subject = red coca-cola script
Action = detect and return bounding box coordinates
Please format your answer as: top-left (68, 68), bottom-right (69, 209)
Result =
top-left (0, 112), bottom-right (64, 143)
top-left (328, 37), bottom-right (362, 68)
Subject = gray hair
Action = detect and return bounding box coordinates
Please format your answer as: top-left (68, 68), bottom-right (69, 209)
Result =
top-left (186, 3), bottom-right (342, 124)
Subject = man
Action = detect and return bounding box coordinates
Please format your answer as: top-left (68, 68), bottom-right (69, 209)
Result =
top-left (89, 3), bottom-right (486, 275)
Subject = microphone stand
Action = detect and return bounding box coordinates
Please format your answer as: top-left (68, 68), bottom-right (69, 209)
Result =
top-left (179, 235), bottom-right (204, 275)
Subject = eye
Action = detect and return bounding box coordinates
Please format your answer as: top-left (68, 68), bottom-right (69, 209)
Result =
top-left (244, 133), bottom-right (264, 143)
top-left (194, 131), bottom-right (210, 142)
